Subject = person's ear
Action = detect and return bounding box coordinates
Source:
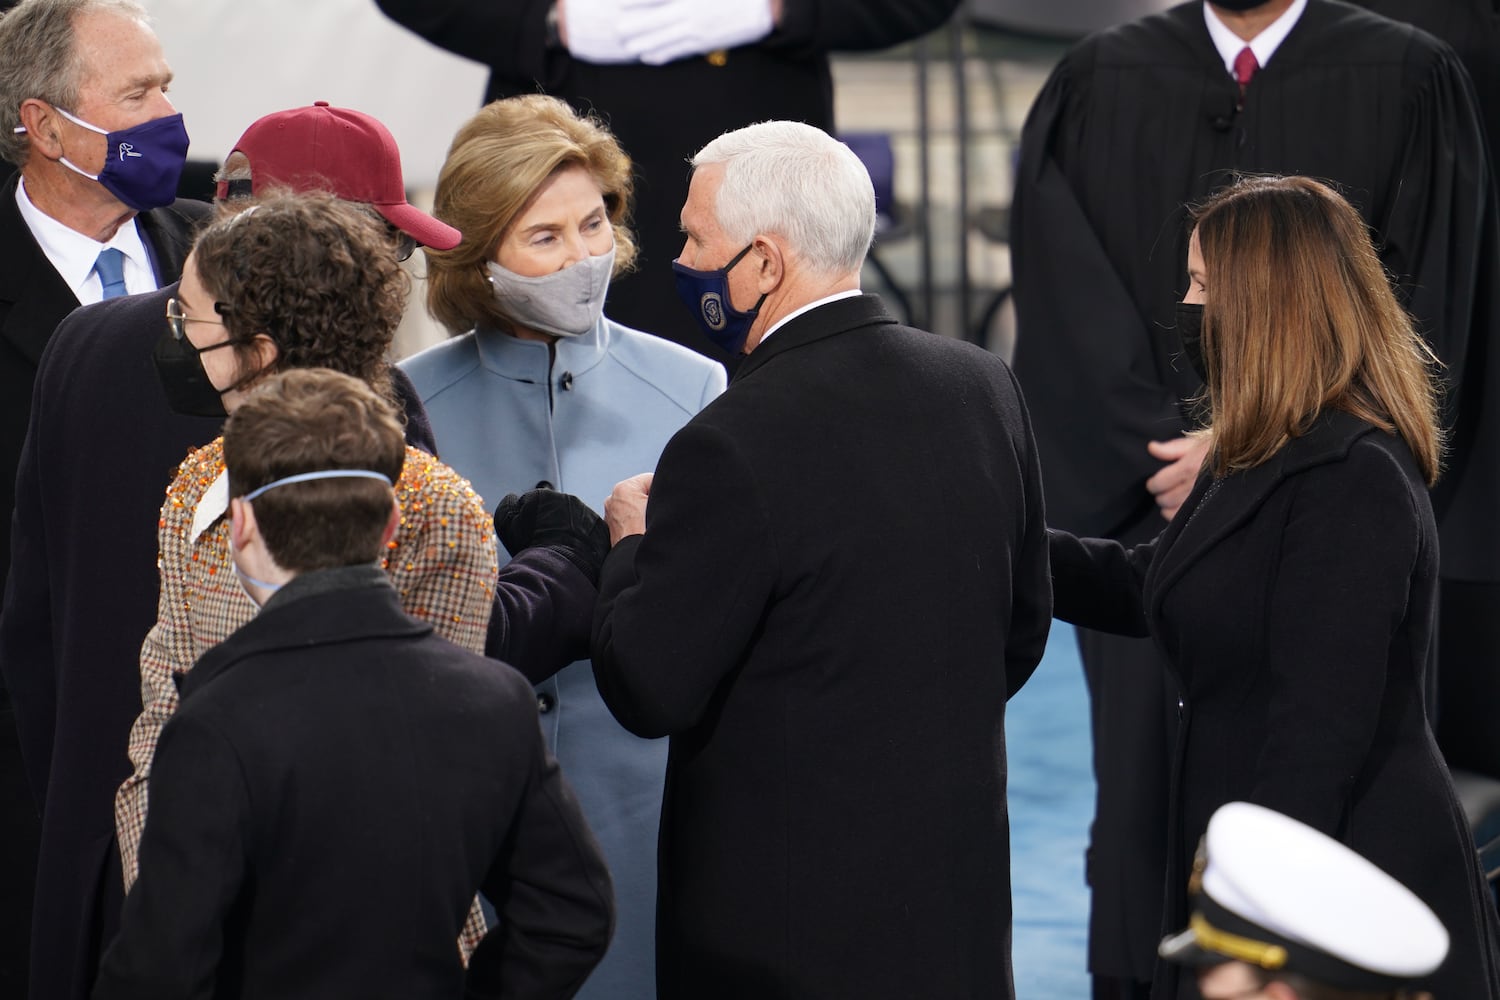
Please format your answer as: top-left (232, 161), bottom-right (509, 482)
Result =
top-left (751, 234), bottom-right (785, 294)
top-left (17, 99), bottom-right (64, 159)
top-left (246, 333), bottom-right (280, 373)
top-left (229, 497), bottom-right (259, 552)
top-left (381, 498), bottom-right (401, 549)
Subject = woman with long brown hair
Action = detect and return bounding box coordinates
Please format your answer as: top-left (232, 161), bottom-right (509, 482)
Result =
top-left (1049, 175), bottom-right (1500, 1000)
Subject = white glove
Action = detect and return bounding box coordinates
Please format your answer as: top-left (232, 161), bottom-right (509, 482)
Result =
top-left (563, 0), bottom-right (638, 64)
top-left (616, 0), bottom-right (775, 66)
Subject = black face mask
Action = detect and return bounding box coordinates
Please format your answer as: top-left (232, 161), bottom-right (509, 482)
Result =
top-left (1175, 302), bottom-right (1208, 384)
top-left (1209, 0), bottom-right (1276, 11)
top-left (152, 327), bottom-right (230, 418)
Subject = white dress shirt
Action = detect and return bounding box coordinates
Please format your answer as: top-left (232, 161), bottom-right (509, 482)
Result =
top-left (15, 176), bottom-right (158, 305)
top-left (1203, 0), bottom-right (1308, 76)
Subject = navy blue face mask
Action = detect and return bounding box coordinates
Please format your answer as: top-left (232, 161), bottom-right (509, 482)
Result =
top-left (672, 244), bottom-right (768, 355)
top-left (19, 108), bottom-right (191, 211)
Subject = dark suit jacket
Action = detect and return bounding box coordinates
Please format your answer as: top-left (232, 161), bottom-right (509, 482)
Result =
top-left (0, 177), bottom-right (207, 998)
top-left (94, 567), bottom-right (614, 1000)
top-left (591, 294), bottom-right (1052, 999)
top-left (0, 280), bottom-right (579, 1000)
top-left (374, 0), bottom-right (960, 364)
top-left (1050, 411), bottom-right (1500, 1000)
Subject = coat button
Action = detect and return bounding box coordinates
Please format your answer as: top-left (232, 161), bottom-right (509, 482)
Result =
top-left (535, 480), bottom-right (553, 490)
top-left (537, 692), bottom-right (555, 714)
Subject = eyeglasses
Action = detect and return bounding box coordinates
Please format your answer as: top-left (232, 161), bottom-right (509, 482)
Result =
top-left (386, 224), bottom-right (418, 263)
top-left (165, 297), bottom-right (238, 354)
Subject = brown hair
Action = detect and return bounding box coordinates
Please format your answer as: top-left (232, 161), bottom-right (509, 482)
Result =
top-left (223, 368), bottom-right (405, 572)
top-left (1190, 175), bottom-right (1442, 484)
top-left (424, 94), bottom-right (637, 334)
top-left (190, 190), bottom-right (409, 406)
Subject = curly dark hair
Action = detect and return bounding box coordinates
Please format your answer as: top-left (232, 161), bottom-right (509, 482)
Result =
top-left (190, 190), bottom-right (410, 402)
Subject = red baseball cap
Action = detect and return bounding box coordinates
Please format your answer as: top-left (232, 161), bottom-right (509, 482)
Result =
top-left (226, 101), bottom-right (461, 251)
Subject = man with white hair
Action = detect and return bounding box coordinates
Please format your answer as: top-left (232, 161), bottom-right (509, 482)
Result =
top-left (591, 120), bottom-right (1052, 999)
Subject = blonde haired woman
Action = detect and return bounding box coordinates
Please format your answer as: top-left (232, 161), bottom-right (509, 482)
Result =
top-left (1049, 175), bottom-right (1500, 1000)
top-left (402, 95), bottom-right (725, 1000)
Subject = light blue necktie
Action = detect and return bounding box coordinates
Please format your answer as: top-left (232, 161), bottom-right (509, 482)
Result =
top-left (94, 247), bottom-right (127, 300)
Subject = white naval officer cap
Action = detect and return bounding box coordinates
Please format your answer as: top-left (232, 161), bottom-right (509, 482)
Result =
top-left (1158, 801), bottom-right (1449, 992)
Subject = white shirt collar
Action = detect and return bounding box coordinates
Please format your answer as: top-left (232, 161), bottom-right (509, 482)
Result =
top-left (191, 471), bottom-right (230, 541)
top-left (1203, 0), bottom-right (1307, 77)
top-left (14, 176), bottom-right (158, 305)
top-left (758, 288), bottom-right (864, 347)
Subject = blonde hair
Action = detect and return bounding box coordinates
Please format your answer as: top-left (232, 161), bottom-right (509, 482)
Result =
top-left (1192, 175), bottom-right (1442, 485)
top-left (425, 95), bottom-right (636, 334)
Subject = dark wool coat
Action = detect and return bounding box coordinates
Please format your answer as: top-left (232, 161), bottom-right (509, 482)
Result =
top-left (1050, 411), bottom-right (1500, 1000)
top-left (373, 0), bottom-right (961, 364)
top-left (0, 178), bottom-right (208, 999)
top-left (94, 568), bottom-right (614, 1000)
top-left (592, 295), bottom-right (1052, 999)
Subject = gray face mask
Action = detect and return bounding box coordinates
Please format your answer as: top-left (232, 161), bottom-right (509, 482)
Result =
top-left (485, 245), bottom-right (615, 338)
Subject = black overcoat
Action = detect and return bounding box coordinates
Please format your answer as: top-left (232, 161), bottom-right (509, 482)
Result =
top-left (373, 0), bottom-right (960, 363)
top-left (94, 569), bottom-right (614, 999)
top-left (1050, 411), bottom-right (1500, 1000)
top-left (591, 295), bottom-right (1052, 999)
top-left (0, 178), bottom-right (207, 998)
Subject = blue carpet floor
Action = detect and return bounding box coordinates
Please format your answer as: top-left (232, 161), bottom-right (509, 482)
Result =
top-left (1008, 623), bottom-right (1093, 999)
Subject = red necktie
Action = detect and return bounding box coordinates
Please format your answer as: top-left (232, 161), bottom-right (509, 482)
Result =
top-left (1234, 46), bottom-right (1259, 97)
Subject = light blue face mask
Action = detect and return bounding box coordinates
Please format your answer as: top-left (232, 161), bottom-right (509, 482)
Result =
top-left (232, 469), bottom-right (395, 599)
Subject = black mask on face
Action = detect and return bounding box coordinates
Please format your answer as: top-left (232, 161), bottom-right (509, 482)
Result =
top-left (1175, 302), bottom-right (1208, 384)
top-left (152, 327), bottom-right (231, 418)
top-left (1209, 0), bottom-right (1276, 10)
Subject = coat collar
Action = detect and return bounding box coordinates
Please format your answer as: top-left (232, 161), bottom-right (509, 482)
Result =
top-left (731, 293), bottom-right (898, 385)
top-left (1146, 409), bottom-right (1381, 607)
top-left (181, 569), bottom-right (431, 700)
top-left (473, 314), bottom-right (611, 381)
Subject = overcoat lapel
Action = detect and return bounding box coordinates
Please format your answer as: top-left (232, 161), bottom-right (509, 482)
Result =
top-left (730, 294), bottom-right (897, 385)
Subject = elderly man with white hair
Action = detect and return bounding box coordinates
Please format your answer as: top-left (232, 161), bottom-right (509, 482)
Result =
top-left (590, 120), bottom-right (1052, 1000)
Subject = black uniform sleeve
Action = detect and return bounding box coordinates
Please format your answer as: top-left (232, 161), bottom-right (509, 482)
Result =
top-left (771, 0), bottom-right (961, 53)
top-left (373, 0), bottom-right (559, 89)
top-left (466, 714), bottom-right (613, 1000)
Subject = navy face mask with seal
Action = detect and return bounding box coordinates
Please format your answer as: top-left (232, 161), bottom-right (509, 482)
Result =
top-left (15, 108), bottom-right (190, 211)
top-left (672, 244), bottom-right (767, 354)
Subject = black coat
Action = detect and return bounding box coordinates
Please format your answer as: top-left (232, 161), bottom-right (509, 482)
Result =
top-left (94, 568), bottom-right (614, 1000)
top-left (1050, 411), bottom-right (1500, 1000)
top-left (373, 0), bottom-right (960, 364)
top-left (591, 295), bottom-right (1052, 999)
top-left (0, 283), bottom-right (571, 1000)
top-left (0, 179), bottom-right (207, 998)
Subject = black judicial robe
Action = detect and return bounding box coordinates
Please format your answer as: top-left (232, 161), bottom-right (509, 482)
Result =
top-left (374, 0), bottom-right (960, 365)
top-left (1010, 0), bottom-right (1500, 984)
top-left (1353, 0), bottom-right (1500, 176)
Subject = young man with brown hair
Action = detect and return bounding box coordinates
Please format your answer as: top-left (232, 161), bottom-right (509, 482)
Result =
top-left (94, 368), bottom-right (614, 1000)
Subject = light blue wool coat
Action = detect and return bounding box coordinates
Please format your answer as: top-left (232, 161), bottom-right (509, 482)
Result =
top-left (401, 314), bottom-right (724, 1000)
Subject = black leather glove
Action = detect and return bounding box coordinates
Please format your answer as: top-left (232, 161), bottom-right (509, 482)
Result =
top-left (493, 488), bottom-right (612, 583)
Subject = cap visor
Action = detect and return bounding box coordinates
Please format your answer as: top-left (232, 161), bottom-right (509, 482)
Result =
top-left (1159, 929), bottom-right (1232, 968)
top-left (376, 202), bottom-right (462, 252)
